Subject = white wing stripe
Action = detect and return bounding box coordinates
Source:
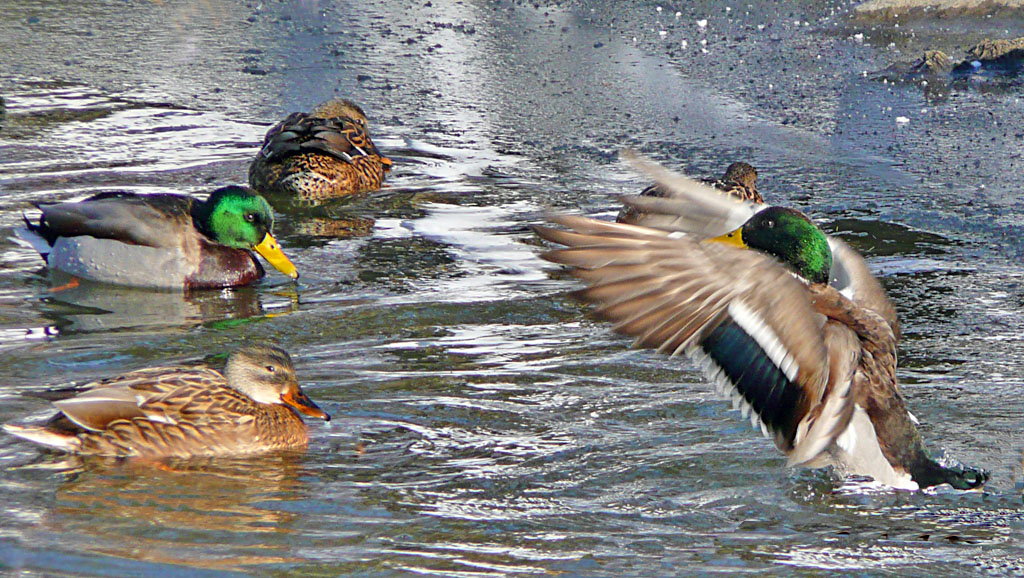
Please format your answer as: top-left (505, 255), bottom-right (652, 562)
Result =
top-left (686, 344), bottom-right (771, 440)
top-left (727, 301), bottom-right (800, 382)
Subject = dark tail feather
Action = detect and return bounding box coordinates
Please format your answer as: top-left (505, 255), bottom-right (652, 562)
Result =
top-left (15, 211), bottom-right (53, 263)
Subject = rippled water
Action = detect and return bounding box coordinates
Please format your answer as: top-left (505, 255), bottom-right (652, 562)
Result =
top-left (1, 0), bottom-right (1024, 576)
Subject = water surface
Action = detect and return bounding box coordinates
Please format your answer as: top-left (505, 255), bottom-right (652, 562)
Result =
top-left (1, 0), bottom-right (1023, 576)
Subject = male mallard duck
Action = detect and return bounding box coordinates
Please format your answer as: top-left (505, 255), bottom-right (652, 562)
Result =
top-left (615, 153), bottom-right (899, 339)
top-left (18, 186), bottom-right (298, 290)
top-left (3, 345), bottom-right (329, 458)
top-left (618, 160), bottom-right (763, 224)
top-left (533, 159), bottom-right (986, 490)
top-left (249, 98), bottom-right (392, 202)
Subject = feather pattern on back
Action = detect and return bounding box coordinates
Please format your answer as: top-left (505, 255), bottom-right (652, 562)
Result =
top-left (30, 193), bottom-right (193, 249)
top-left (249, 99), bottom-right (391, 200)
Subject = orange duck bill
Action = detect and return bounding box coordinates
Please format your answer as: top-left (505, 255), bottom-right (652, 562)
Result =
top-left (281, 388), bottom-right (330, 421)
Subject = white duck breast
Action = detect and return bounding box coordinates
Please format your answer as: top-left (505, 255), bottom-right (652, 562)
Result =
top-left (831, 405), bottom-right (917, 490)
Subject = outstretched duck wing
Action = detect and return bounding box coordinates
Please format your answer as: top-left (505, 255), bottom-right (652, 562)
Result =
top-left (535, 215), bottom-right (854, 457)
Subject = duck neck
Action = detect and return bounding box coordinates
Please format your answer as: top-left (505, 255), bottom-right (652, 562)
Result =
top-left (190, 198), bottom-right (216, 240)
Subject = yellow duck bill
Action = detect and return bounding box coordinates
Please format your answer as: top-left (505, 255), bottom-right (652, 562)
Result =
top-left (706, 226), bottom-right (747, 248)
top-left (254, 233), bottom-right (299, 279)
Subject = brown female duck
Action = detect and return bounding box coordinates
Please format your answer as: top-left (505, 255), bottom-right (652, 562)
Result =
top-left (617, 160), bottom-right (763, 224)
top-left (3, 346), bottom-right (330, 458)
top-left (249, 99), bottom-right (392, 201)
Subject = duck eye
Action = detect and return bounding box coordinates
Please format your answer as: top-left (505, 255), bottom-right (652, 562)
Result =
top-left (766, 219), bottom-right (775, 228)
top-left (245, 213), bottom-right (257, 223)
top-left (265, 365), bottom-right (277, 373)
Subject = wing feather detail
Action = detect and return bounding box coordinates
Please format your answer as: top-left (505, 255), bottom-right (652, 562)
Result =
top-left (617, 150), bottom-right (763, 236)
top-left (537, 215), bottom-right (844, 452)
top-left (614, 152), bottom-right (900, 341)
top-left (827, 237), bottom-right (900, 341)
top-left (34, 194), bottom-right (191, 249)
top-left (258, 113), bottom-right (382, 165)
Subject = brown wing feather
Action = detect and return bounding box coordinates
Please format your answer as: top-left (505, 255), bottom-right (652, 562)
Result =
top-left (788, 317), bottom-right (860, 465)
top-left (258, 113), bottom-right (384, 164)
top-left (616, 193), bottom-right (761, 238)
top-left (538, 215), bottom-right (931, 475)
top-left (701, 177), bottom-right (764, 204)
top-left (537, 215), bottom-right (832, 414)
top-left (250, 111), bottom-right (391, 199)
top-left (54, 366), bottom-right (221, 431)
top-left (804, 283), bottom-right (923, 470)
top-left (828, 238), bottom-right (901, 341)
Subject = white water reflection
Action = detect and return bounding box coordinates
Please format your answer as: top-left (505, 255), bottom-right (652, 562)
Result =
top-left (0, 88), bottom-right (263, 182)
top-left (370, 201), bottom-right (548, 304)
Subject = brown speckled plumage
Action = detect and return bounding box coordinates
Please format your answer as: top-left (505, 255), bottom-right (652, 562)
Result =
top-left (3, 346), bottom-right (329, 459)
top-left (249, 99), bottom-right (392, 201)
top-left (702, 161), bottom-right (762, 203)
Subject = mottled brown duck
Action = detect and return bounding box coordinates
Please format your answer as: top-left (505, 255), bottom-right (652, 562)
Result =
top-left (249, 99), bottom-right (392, 202)
top-left (3, 346), bottom-right (330, 459)
top-left (617, 160), bottom-right (763, 225)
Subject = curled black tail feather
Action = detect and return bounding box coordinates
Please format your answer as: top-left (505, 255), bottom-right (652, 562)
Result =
top-left (20, 210), bottom-right (54, 262)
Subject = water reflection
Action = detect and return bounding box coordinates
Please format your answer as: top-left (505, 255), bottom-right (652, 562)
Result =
top-left (30, 455), bottom-right (309, 571)
top-left (0, 85), bottom-right (262, 194)
top-left (260, 181), bottom-right (375, 241)
top-left (35, 274), bottom-right (297, 334)
top-left (826, 218), bottom-right (954, 258)
top-left (384, 201), bottom-right (549, 303)
top-left (267, 139), bottom-right (516, 244)
top-left (277, 208), bottom-right (376, 241)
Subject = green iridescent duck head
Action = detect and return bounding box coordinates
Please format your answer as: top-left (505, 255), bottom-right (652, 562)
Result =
top-left (192, 186), bottom-right (298, 279)
top-left (709, 206), bottom-right (832, 284)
